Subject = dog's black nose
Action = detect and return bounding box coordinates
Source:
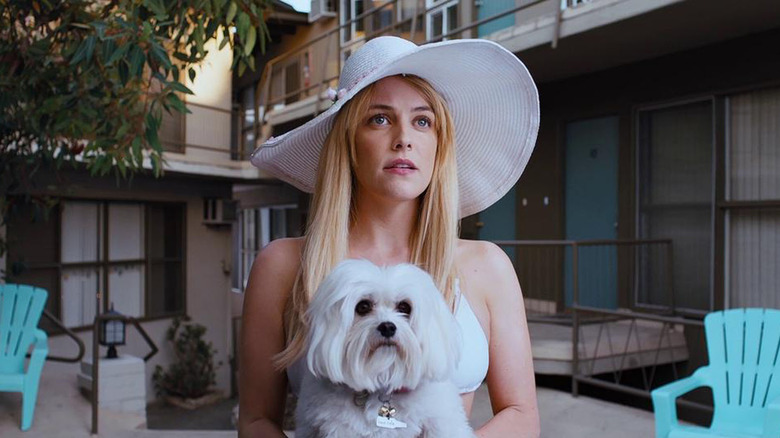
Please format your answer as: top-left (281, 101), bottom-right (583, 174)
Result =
top-left (377, 322), bottom-right (396, 338)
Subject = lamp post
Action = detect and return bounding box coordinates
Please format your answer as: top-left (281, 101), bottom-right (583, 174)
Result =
top-left (98, 304), bottom-right (126, 359)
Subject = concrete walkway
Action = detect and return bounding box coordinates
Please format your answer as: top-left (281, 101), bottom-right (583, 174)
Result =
top-left (0, 361), bottom-right (657, 437)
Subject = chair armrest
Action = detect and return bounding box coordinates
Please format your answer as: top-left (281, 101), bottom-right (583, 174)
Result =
top-left (33, 329), bottom-right (48, 350)
top-left (25, 329), bottom-right (48, 379)
top-left (651, 369), bottom-right (710, 438)
top-left (764, 394), bottom-right (780, 438)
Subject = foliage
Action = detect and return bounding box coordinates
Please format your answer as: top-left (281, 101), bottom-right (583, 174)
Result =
top-left (153, 316), bottom-right (219, 399)
top-left (0, 0), bottom-right (271, 257)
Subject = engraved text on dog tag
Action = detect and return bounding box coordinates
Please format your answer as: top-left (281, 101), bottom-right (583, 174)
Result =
top-left (376, 415), bottom-right (407, 429)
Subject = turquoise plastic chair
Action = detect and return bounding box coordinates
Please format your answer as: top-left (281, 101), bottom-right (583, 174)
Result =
top-left (652, 308), bottom-right (780, 438)
top-left (0, 284), bottom-right (48, 431)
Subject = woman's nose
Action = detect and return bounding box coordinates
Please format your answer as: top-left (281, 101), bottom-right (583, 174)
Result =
top-left (393, 141), bottom-right (412, 150)
top-left (393, 127), bottom-right (412, 150)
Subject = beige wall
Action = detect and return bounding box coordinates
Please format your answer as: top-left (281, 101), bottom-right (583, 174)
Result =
top-left (37, 191), bottom-right (234, 403)
top-left (175, 36), bottom-right (234, 163)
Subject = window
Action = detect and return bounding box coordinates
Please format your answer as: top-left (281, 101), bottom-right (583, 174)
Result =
top-left (341, 0), bottom-right (365, 44)
top-left (637, 100), bottom-right (714, 312)
top-left (233, 205), bottom-right (298, 292)
top-left (726, 87), bottom-right (780, 308)
top-left (6, 200), bottom-right (185, 329)
top-left (397, 0), bottom-right (423, 36)
top-left (426, 0), bottom-right (458, 41)
top-left (370, 0), bottom-right (395, 34)
top-left (237, 85), bottom-right (257, 161)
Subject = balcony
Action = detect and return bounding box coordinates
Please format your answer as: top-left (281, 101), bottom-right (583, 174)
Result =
top-left (237, 0), bottom-right (780, 156)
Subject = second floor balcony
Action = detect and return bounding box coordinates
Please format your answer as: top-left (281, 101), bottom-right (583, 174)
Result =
top-left (231, 0), bottom-right (779, 161)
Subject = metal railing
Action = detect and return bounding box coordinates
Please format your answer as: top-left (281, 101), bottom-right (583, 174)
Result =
top-left (250, 0), bottom-right (560, 150)
top-left (35, 309), bottom-right (85, 363)
top-left (496, 239), bottom-right (677, 314)
top-left (497, 239), bottom-right (713, 417)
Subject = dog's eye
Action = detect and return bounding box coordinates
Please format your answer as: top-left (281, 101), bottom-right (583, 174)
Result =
top-left (355, 299), bottom-right (373, 316)
top-left (396, 301), bottom-right (412, 316)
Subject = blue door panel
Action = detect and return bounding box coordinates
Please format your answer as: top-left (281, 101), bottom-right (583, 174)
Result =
top-left (564, 116), bottom-right (619, 309)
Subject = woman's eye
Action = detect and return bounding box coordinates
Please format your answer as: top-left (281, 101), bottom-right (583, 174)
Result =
top-left (355, 299), bottom-right (373, 316)
top-left (370, 115), bottom-right (388, 125)
top-left (396, 301), bottom-right (412, 316)
top-left (416, 117), bottom-right (432, 128)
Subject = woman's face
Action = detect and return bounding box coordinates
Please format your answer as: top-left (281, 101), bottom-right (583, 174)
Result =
top-left (353, 76), bottom-right (438, 204)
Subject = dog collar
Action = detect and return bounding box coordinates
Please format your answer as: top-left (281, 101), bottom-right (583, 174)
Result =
top-left (351, 386), bottom-right (410, 408)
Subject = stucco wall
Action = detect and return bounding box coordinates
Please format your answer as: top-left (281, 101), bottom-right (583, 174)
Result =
top-left (27, 193), bottom-right (234, 403)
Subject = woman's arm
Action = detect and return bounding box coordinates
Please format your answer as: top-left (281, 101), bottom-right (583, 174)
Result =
top-left (238, 238), bottom-right (302, 438)
top-left (469, 241), bottom-right (540, 438)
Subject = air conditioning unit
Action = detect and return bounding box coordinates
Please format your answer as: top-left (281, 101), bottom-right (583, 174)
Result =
top-left (309, 0), bottom-right (336, 23)
top-left (203, 198), bottom-right (238, 226)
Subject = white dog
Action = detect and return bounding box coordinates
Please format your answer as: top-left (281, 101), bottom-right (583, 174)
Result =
top-left (296, 259), bottom-right (476, 438)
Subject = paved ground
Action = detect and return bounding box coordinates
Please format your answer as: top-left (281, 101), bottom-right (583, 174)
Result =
top-left (0, 361), bottom-right (658, 437)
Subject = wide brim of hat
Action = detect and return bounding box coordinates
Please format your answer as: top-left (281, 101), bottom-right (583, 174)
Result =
top-left (250, 38), bottom-right (539, 218)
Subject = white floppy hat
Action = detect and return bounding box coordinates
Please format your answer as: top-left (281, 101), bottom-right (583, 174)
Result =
top-left (250, 36), bottom-right (539, 218)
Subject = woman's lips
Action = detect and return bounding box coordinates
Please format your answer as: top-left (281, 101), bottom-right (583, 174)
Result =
top-left (384, 159), bottom-right (417, 174)
top-left (384, 167), bottom-right (415, 175)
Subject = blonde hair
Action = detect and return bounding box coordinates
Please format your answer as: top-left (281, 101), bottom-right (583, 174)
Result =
top-left (274, 75), bottom-right (459, 369)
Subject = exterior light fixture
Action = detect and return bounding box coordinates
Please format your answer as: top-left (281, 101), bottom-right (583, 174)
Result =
top-left (98, 304), bottom-right (126, 359)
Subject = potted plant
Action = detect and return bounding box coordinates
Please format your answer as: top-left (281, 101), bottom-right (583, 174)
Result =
top-left (153, 317), bottom-right (223, 409)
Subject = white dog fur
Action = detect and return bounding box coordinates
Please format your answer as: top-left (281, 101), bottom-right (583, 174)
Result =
top-left (296, 259), bottom-right (476, 438)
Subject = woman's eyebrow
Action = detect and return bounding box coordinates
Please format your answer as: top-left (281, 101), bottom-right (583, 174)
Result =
top-left (368, 104), bottom-right (433, 113)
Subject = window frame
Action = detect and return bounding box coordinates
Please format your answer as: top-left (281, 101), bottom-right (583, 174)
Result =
top-left (633, 96), bottom-right (717, 316)
top-left (425, 0), bottom-right (458, 41)
top-left (5, 198), bottom-right (187, 333)
top-left (233, 203), bottom-right (298, 293)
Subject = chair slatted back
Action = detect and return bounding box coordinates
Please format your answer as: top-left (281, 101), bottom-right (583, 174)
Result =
top-left (0, 284), bottom-right (48, 374)
top-left (706, 308), bottom-right (780, 433)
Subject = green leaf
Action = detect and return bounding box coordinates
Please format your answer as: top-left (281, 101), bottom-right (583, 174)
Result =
top-left (69, 39), bottom-right (88, 65)
top-left (118, 60), bottom-right (130, 85)
top-left (168, 81), bottom-right (193, 95)
top-left (226, 2), bottom-right (237, 24)
top-left (166, 93), bottom-right (190, 113)
top-left (129, 45), bottom-right (145, 77)
top-left (150, 41), bottom-right (172, 69)
top-left (172, 51), bottom-right (192, 62)
top-left (142, 21), bottom-right (153, 38)
top-left (237, 12), bottom-right (250, 39)
top-left (244, 26), bottom-right (256, 56)
top-left (144, 0), bottom-right (167, 17)
top-left (105, 42), bottom-right (130, 65)
top-left (145, 111), bottom-right (159, 133)
top-left (188, 68), bottom-right (196, 82)
top-left (117, 156), bottom-right (127, 177)
top-left (132, 137), bottom-right (143, 167)
top-left (84, 36), bottom-right (97, 62)
top-left (205, 18), bottom-right (218, 37)
top-left (218, 35), bottom-right (229, 50)
top-left (117, 121), bottom-right (130, 138)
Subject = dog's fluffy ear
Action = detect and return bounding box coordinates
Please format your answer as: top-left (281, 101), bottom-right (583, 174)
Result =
top-left (400, 266), bottom-right (461, 382)
top-left (306, 259), bottom-right (380, 382)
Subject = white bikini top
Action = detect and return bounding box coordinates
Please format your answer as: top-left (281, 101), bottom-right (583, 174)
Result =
top-left (287, 279), bottom-right (489, 395)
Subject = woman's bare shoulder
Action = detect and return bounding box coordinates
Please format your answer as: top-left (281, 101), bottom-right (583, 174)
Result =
top-left (246, 237), bottom-right (305, 304)
top-left (456, 239), bottom-right (512, 272)
top-left (456, 239), bottom-right (520, 299)
top-left (255, 237), bottom-right (304, 270)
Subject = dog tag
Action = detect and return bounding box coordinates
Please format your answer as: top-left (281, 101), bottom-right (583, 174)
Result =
top-left (376, 415), bottom-right (407, 429)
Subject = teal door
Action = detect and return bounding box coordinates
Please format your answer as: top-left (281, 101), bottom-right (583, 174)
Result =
top-left (564, 116), bottom-right (619, 309)
top-left (476, 0), bottom-right (515, 37)
top-left (479, 186), bottom-right (516, 262)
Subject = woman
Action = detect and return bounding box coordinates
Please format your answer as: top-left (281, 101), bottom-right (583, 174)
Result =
top-left (240, 36), bottom-right (540, 437)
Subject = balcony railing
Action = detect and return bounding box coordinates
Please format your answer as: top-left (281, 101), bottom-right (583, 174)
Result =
top-left (498, 239), bottom-right (713, 419)
top-left (244, 0), bottom-right (598, 154)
